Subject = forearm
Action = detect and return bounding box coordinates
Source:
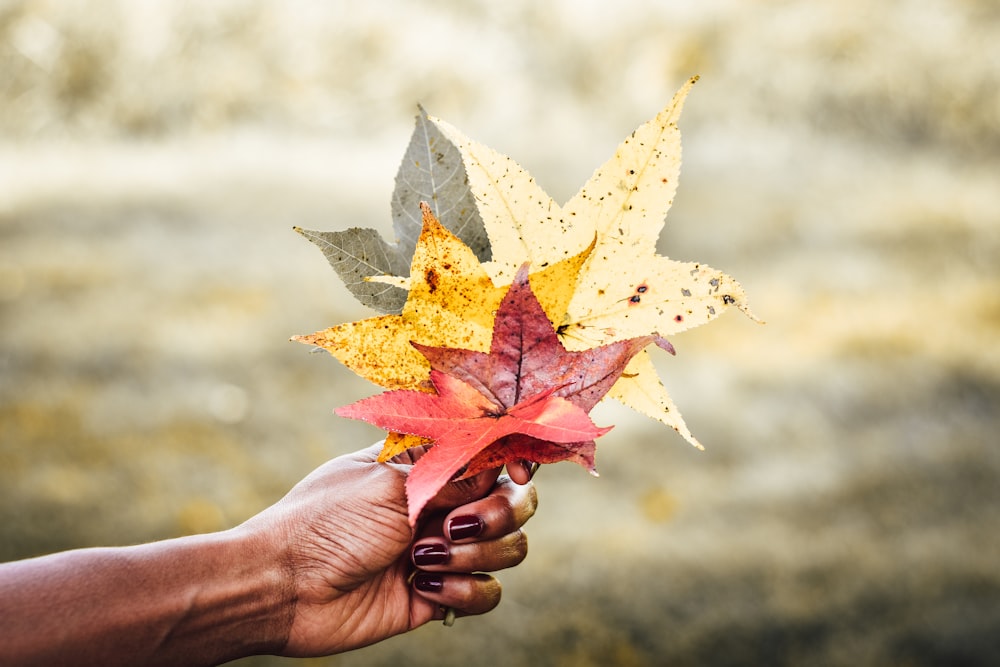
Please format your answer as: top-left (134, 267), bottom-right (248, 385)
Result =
top-left (0, 528), bottom-right (293, 667)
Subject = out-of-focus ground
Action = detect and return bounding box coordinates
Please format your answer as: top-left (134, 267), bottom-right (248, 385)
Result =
top-left (2, 1), bottom-right (999, 665)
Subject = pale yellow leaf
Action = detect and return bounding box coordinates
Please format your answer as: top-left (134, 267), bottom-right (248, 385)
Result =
top-left (431, 78), bottom-right (759, 447)
top-left (608, 351), bottom-right (702, 450)
top-left (560, 256), bottom-right (755, 349)
top-left (430, 117), bottom-right (585, 286)
top-left (561, 76), bottom-right (696, 256)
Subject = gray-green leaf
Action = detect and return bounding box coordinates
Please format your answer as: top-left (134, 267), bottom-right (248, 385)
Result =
top-left (298, 107), bottom-right (491, 315)
top-left (294, 226), bottom-right (410, 313)
top-left (391, 105), bottom-right (490, 264)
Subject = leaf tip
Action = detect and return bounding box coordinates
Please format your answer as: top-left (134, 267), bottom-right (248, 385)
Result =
top-left (654, 334), bottom-right (676, 355)
top-left (735, 300), bottom-right (765, 325)
top-left (683, 432), bottom-right (706, 451)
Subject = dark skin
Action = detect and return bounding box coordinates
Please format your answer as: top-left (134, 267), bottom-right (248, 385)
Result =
top-left (0, 444), bottom-right (537, 666)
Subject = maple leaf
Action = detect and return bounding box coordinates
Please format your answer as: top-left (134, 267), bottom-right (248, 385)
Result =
top-left (293, 203), bottom-right (593, 392)
top-left (336, 265), bottom-right (654, 524)
top-left (431, 77), bottom-right (759, 448)
top-left (294, 107), bottom-right (489, 314)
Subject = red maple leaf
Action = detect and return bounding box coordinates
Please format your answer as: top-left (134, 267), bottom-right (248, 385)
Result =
top-left (336, 265), bottom-right (655, 524)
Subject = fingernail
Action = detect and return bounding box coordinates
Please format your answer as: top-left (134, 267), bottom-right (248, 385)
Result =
top-left (413, 572), bottom-right (444, 593)
top-left (448, 515), bottom-right (484, 541)
top-left (413, 542), bottom-right (449, 566)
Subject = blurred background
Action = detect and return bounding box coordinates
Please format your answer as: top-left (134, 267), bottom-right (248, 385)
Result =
top-left (2, 0), bottom-right (998, 664)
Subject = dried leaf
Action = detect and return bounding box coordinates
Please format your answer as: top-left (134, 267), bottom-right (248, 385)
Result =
top-left (391, 105), bottom-right (490, 264)
top-left (433, 78), bottom-right (759, 447)
top-left (462, 434), bottom-right (597, 479)
top-left (293, 226), bottom-right (410, 313)
top-left (340, 373), bottom-right (608, 525)
top-left (337, 265), bottom-right (651, 524)
top-left (607, 351), bottom-right (702, 450)
top-left (293, 204), bottom-right (594, 391)
top-left (378, 431), bottom-right (431, 463)
top-left (297, 107), bottom-right (488, 314)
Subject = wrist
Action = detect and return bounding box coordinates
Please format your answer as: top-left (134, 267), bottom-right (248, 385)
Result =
top-left (219, 524), bottom-right (297, 658)
top-left (142, 526), bottom-right (296, 664)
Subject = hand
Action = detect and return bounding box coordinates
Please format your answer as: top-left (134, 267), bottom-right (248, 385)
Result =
top-left (241, 443), bottom-right (537, 656)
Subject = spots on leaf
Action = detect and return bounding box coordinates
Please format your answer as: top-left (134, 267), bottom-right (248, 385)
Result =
top-left (628, 282), bottom-right (649, 306)
top-left (425, 268), bottom-right (440, 293)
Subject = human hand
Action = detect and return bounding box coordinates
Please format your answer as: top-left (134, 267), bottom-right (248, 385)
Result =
top-left (240, 443), bottom-right (537, 657)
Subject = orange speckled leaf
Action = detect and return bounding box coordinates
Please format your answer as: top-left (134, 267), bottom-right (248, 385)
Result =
top-left (292, 204), bottom-right (496, 390)
top-left (378, 431), bottom-right (431, 463)
top-left (293, 204), bottom-right (596, 393)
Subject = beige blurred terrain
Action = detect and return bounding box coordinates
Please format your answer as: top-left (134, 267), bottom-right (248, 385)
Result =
top-left (2, 1), bottom-right (999, 665)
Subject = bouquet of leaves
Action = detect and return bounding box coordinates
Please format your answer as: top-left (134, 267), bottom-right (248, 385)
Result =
top-left (293, 77), bottom-right (757, 525)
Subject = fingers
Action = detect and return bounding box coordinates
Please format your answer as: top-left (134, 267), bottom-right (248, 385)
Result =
top-left (410, 475), bottom-right (537, 616)
top-left (411, 476), bottom-right (537, 573)
top-left (505, 460), bottom-right (535, 485)
top-left (412, 572), bottom-right (502, 617)
top-left (445, 475), bottom-right (537, 543)
top-left (413, 528), bottom-right (528, 573)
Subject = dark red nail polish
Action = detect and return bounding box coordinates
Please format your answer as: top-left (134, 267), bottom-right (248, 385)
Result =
top-left (448, 515), bottom-right (484, 541)
top-left (413, 542), bottom-right (449, 566)
top-left (413, 572), bottom-right (444, 593)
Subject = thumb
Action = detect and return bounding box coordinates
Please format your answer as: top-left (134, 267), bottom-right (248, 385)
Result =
top-left (425, 465), bottom-right (502, 514)
top-left (390, 445), bottom-right (502, 514)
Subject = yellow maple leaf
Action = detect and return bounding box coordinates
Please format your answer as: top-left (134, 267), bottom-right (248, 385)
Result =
top-left (378, 431), bottom-right (431, 463)
top-left (293, 203), bottom-right (593, 392)
top-left (295, 203), bottom-right (593, 461)
top-left (432, 77), bottom-right (759, 448)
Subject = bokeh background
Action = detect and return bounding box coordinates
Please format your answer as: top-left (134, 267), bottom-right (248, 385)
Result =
top-left (2, 1), bottom-right (999, 665)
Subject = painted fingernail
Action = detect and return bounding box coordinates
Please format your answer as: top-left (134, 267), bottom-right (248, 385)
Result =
top-left (413, 542), bottom-right (449, 566)
top-left (413, 572), bottom-right (444, 593)
top-left (448, 515), bottom-right (484, 541)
